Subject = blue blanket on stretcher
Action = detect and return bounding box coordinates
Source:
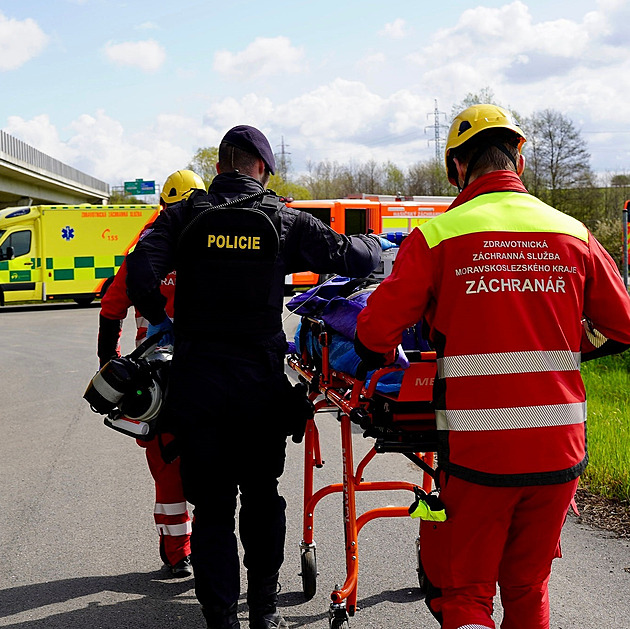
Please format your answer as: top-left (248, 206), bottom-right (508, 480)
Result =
top-left (286, 277), bottom-right (431, 393)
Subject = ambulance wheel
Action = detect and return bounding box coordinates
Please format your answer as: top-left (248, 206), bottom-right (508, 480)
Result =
top-left (74, 296), bottom-right (94, 306)
top-left (300, 548), bottom-right (317, 600)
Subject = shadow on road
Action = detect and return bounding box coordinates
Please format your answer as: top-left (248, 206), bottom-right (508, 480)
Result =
top-left (0, 574), bottom-right (424, 628)
top-left (0, 571), bottom-right (198, 628)
top-left (0, 302), bottom-right (100, 314)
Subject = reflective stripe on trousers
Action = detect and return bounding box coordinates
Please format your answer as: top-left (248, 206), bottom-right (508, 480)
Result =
top-left (156, 521), bottom-right (192, 536)
top-left (155, 501), bottom-right (188, 516)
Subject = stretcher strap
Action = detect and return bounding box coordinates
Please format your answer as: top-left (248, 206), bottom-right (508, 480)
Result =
top-left (404, 452), bottom-right (435, 478)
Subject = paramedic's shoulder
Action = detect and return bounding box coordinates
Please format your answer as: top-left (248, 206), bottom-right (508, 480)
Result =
top-left (129, 191), bottom-right (202, 267)
top-left (281, 207), bottom-right (381, 278)
top-left (126, 196), bottom-right (194, 321)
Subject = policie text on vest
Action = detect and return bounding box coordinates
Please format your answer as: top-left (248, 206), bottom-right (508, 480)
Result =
top-left (208, 234), bottom-right (261, 250)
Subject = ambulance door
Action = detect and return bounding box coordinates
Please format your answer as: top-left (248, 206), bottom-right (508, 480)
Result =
top-left (0, 226), bottom-right (41, 303)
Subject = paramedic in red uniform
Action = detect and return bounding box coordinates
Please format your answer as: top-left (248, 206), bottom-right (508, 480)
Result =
top-left (97, 169), bottom-right (205, 578)
top-left (125, 125), bottom-right (382, 629)
top-left (354, 104), bottom-right (630, 629)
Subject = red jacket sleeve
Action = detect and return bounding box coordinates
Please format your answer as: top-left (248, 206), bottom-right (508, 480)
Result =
top-left (100, 260), bottom-right (132, 320)
top-left (97, 261), bottom-right (133, 366)
top-left (356, 228), bottom-right (433, 353)
top-left (581, 233), bottom-right (630, 355)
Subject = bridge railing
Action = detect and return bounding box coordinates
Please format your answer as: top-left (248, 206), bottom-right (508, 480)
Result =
top-left (0, 129), bottom-right (109, 195)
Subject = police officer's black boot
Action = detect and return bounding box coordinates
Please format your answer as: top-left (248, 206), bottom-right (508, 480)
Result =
top-left (201, 602), bottom-right (240, 629)
top-left (246, 573), bottom-right (288, 629)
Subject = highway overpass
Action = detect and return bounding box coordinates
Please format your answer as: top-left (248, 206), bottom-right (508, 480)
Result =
top-left (0, 130), bottom-right (110, 209)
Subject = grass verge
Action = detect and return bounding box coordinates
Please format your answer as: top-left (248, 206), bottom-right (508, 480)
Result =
top-left (581, 352), bottom-right (630, 503)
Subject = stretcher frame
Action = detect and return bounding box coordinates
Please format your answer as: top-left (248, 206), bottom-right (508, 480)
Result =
top-left (287, 316), bottom-right (439, 629)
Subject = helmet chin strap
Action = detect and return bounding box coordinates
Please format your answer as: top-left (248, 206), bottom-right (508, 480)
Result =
top-left (461, 142), bottom-right (519, 190)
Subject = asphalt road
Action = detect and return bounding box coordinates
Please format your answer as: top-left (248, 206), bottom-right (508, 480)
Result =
top-left (0, 303), bottom-right (628, 628)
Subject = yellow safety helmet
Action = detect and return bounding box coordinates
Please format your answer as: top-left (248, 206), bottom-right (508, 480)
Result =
top-left (160, 169), bottom-right (205, 207)
top-left (445, 104), bottom-right (526, 186)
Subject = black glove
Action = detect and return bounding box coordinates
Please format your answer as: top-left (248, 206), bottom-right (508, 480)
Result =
top-left (97, 314), bottom-right (123, 368)
top-left (283, 379), bottom-right (314, 443)
top-left (354, 331), bottom-right (402, 370)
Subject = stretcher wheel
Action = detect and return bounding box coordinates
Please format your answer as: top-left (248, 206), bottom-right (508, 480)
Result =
top-left (300, 548), bottom-right (318, 600)
top-left (329, 605), bottom-right (349, 629)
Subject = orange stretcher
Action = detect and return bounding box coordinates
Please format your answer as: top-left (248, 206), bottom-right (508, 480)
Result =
top-left (286, 316), bottom-right (438, 629)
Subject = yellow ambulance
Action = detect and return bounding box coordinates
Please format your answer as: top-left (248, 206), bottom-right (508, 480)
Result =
top-left (0, 204), bottom-right (159, 306)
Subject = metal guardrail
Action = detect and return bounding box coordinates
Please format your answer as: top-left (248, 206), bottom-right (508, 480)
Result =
top-left (0, 129), bottom-right (109, 195)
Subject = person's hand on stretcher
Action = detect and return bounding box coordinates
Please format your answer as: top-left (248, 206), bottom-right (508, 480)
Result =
top-left (353, 332), bottom-right (410, 371)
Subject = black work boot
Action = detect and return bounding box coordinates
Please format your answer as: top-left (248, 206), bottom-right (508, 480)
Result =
top-left (201, 602), bottom-right (240, 629)
top-left (247, 573), bottom-right (288, 629)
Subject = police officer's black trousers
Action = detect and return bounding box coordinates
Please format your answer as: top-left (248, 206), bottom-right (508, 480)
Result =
top-left (168, 339), bottom-right (289, 609)
top-left (179, 424), bottom-right (287, 607)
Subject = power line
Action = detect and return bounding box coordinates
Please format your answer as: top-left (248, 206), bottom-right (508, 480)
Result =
top-left (275, 136), bottom-right (291, 179)
top-left (425, 99), bottom-right (449, 161)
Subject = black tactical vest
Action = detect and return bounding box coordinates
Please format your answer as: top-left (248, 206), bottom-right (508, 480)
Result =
top-left (175, 192), bottom-right (285, 339)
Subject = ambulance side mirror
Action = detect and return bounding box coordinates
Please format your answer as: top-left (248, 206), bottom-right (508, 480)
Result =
top-left (5, 246), bottom-right (15, 260)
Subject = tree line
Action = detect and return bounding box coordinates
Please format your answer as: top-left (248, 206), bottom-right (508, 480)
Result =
top-left (117, 91), bottom-right (629, 267)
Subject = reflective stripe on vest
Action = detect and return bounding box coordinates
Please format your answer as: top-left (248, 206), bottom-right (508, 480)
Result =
top-left (436, 401), bottom-right (586, 431)
top-left (437, 350), bottom-right (581, 378)
top-left (154, 501), bottom-right (188, 516)
top-left (156, 521), bottom-right (192, 536)
top-left (420, 191), bottom-right (589, 249)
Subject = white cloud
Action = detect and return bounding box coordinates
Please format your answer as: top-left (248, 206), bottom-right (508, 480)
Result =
top-left (4, 110), bottom-right (207, 186)
top-left (11, 0), bottom-right (630, 186)
top-left (136, 21), bottom-right (159, 31)
top-left (103, 39), bottom-right (166, 72)
top-left (65, 110), bottom-right (202, 184)
top-left (274, 79), bottom-right (386, 139)
top-left (597, 0), bottom-right (626, 12)
top-left (357, 52), bottom-right (386, 73)
top-left (379, 18), bottom-right (407, 39)
top-left (5, 114), bottom-right (71, 162)
top-left (404, 0), bottom-right (630, 125)
top-left (203, 93), bottom-right (275, 132)
top-left (0, 12), bottom-right (48, 71)
top-left (213, 36), bottom-right (305, 79)
top-left (200, 79), bottom-right (436, 170)
top-left (410, 1), bottom-right (601, 85)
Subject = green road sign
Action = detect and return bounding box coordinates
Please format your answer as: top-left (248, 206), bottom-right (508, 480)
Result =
top-left (124, 179), bottom-right (155, 195)
top-left (124, 180), bottom-right (141, 195)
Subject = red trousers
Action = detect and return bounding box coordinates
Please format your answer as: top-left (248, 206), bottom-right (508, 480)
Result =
top-left (138, 434), bottom-right (191, 565)
top-left (421, 473), bottom-right (578, 629)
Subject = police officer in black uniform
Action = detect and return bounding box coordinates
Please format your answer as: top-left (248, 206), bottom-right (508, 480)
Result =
top-left (126, 125), bottom-right (382, 629)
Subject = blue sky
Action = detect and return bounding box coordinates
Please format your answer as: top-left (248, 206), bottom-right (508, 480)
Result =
top-left (1, 0), bottom-right (629, 191)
